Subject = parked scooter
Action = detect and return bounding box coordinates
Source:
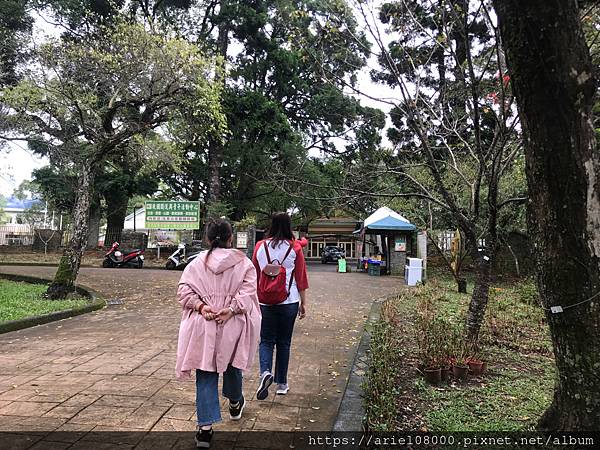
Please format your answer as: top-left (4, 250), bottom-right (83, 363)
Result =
top-left (102, 242), bottom-right (145, 268)
top-left (166, 241), bottom-right (203, 270)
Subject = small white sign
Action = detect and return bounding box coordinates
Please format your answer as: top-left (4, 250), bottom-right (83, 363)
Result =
top-left (394, 236), bottom-right (406, 252)
top-left (236, 232), bottom-right (248, 249)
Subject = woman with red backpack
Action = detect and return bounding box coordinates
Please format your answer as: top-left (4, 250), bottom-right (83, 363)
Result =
top-left (252, 212), bottom-right (309, 400)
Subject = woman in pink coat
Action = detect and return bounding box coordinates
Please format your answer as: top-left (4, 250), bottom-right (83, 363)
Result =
top-left (175, 219), bottom-right (260, 448)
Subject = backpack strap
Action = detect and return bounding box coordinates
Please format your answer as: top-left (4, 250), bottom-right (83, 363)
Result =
top-left (283, 241), bottom-right (295, 291)
top-left (264, 240), bottom-right (293, 265)
top-left (263, 241), bottom-right (272, 264)
top-left (280, 241), bottom-right (294, 265)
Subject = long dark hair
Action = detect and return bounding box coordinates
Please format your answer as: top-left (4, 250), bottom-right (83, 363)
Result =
top-left (267, 212), bottom-right (294, 247)
top-left (205, 218), bottom-right (233, 259)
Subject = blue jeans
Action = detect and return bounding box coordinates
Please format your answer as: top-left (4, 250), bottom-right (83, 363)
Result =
top-left (195, 365), bottom-right (242, 426)
top-left (259, 302), bottom-right (299, 384)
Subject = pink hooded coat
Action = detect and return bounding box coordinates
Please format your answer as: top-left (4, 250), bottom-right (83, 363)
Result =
top-left (175, 248), bottom-right (261, 379)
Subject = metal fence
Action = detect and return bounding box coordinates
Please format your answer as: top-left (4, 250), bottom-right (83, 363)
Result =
top-left (1, 224), bottom-right (257, 254)
top-left (433, 230), bottom-right (486, 254)
top-left (0, 225), bottom-right (68, 250)
top-left (436, 230), bottom-right (454, 253)
top-left (0, 224), bottom-right (35, 246)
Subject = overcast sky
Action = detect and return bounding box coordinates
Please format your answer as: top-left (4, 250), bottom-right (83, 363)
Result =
top-left (0, 12), bottom-right (59, 197)
top-left (0, 3), bottom-right (397, 198)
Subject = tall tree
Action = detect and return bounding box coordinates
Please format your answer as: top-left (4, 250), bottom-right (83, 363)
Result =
top-left (159, 0), bottom-right (375, 222)
top-left (289, 0), bottom-right (526, 342)
top-left (39, 0), bottom-right (198, 238)
top-left (2, 22), bottom-right (224, 298)
top-left (100, 151), bottom-right (160, 245)
top-left (375, 0), bottom-right (526, 342)
top-left (493, 0), bottom-right (600, 431)
top-left (206, 0), bottom-right (230, 209)
top-left (0, 0), bottom-right (31, 155)
top-left (0, 0), bottom-right (31, 86)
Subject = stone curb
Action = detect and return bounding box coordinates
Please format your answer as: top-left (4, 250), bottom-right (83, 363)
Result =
top-left (0, 262), bottom-right (169, 269)
top-left (0, 262), bottom-right (97, 267)
top-left (0, 272), bottom-right (105, 334)
top-left (332, 296), bottom-right (385, 432)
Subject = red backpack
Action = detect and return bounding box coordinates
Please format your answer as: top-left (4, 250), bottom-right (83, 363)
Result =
top-left (258, 240), bottom-right (294, 305)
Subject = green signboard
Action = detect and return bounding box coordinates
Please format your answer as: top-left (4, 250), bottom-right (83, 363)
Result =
top-left (144, 201), bottom-right (200, 230)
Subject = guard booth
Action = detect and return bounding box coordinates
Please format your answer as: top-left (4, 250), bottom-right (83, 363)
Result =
top-left (356, 207), bottom-right (417, 276)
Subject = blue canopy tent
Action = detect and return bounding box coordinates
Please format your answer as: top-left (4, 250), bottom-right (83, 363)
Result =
top-left (357, 207), bottom-right (417, 274)
top-left (363, 207), bottom-right (416, 232)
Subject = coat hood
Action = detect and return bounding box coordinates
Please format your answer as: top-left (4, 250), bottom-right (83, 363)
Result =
top-left (201, 248), bottom-right (247, 274)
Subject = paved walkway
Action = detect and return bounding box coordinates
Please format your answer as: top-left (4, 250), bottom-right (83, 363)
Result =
top-left (0, 265), bottom-right (400, 448)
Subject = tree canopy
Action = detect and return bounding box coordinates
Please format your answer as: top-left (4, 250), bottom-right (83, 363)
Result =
top-left (1, 20), bottom-right (225, 297)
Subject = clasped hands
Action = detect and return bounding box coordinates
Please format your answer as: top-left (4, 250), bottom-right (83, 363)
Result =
top-left (197, 304), bottom-right (234, 325)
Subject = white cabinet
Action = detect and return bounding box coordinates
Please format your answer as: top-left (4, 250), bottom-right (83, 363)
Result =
top-left (405, 257), bottom-right (423, 286)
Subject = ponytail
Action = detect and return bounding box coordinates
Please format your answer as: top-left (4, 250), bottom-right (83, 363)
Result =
top-left (205, 218), bottom-right (233, 260)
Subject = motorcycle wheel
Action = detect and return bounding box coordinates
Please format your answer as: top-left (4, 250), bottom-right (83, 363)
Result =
top-left (165, 260), bottom-right (176, 270)
top-left (137, 259), bottom-right (144, 269)
top-left (102, 259), bottom-right (113, 268)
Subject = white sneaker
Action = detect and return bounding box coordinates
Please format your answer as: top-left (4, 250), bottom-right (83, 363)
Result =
top-left (256, 371), bottom-right (273, 400)
top-left (276, 383), bottom-right (289, 395)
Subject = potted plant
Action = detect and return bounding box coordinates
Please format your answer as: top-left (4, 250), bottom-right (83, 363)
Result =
top-left (452, 356), bottom-right (469, 380)
top-left (423, 356), bottom-right (442, 385)
top-left (451, 339), bottom-right (469, 380)
top-left (468, 359), bottom-right (484, 376)
top-left (466, 345), bottom-right (486, 376)
top-left (440, 363), bottom-right (452, 382)
top-left (416, 310), bottom-right (444, 385)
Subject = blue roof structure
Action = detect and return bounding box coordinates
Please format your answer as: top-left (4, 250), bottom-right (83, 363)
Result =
top-left (363, 206), bottom-right (416, 231)
top-left (4, 197), bottom-right (44, 210)
top-left (367, 215), bottom-right (416, 231)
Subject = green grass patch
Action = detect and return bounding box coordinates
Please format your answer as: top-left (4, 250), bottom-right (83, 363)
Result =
top-left (0, 279), bottom-right (89, 323)
top-left (365, 272), bottom-right (555, 431)
top-left (420, 351), bottom-right (554, 431)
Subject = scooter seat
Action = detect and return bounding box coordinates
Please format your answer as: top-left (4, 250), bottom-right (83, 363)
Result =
top-left (121, 248), bottom-right (141, 255)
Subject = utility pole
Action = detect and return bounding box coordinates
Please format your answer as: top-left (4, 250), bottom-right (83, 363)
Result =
top-left (43, 200), bottom-right (48, 228)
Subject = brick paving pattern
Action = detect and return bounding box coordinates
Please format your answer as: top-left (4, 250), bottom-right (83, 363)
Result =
top-left (0, 265), bottom-right (400, 447)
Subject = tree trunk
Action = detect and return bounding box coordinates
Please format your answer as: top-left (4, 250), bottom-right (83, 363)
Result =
top-left (437, 0), bottom-right (449, 121)
top-left (207, 7), bottom-right (230, 212)
top-left (104, 191), bottom-right (128, 246)
top-left (46, 165), bottom-right (94, 299)
top-left (87, 197), bottom-right (101, 249)
top-left (494, 0), bottom-right (600, 430)
top-left (207, 142), bottom-right (222, 206)
top-left (465, 248), bottom-right (492, 342)
top-left (427, 231), bottom-right (466, 292)
top-left (457, 277), bottom-right (467, 294)
top-left (450, 0), bottom-right (468, 116)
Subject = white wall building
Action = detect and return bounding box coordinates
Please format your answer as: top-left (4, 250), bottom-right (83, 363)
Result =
top-left (99, 207), bottom-right (182, 247)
